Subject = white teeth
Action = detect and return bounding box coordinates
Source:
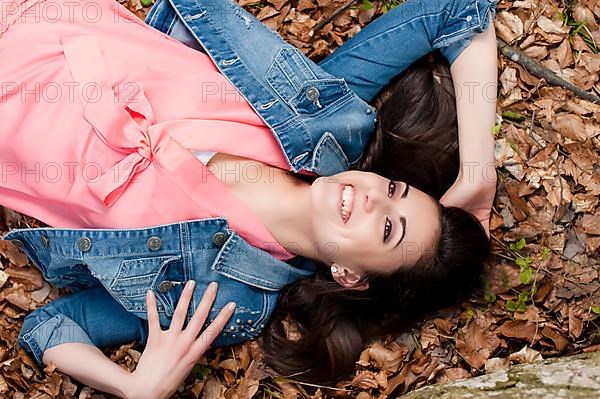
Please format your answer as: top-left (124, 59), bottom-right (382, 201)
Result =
top-left (340, 185), bottom-right (354, 222)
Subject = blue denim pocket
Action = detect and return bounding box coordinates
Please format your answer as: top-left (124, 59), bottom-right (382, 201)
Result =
top-left (290, 79), bottom-right (351, 115)
top-left (108, 254), bottom-right (183, 315)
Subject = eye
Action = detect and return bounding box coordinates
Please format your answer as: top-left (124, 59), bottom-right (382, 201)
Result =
top-left (388, 180), bottom-right (396, 198)
top-left (383, 180), bottom-right (395, 243)
top-left (383, 217), bottom-right (392, 242)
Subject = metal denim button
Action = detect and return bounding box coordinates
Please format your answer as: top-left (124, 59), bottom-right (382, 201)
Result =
top-left (306, 87), bottom-right (320, 102)
top-left (77, 237), bottom-right (92, 252)
top-left (212, 232), bottom-right (227, 247)
top-left (40, 235), bottom-right (49, 248)
top-left (466, 15), bottom-right (473, 22)
top-left (147, 236), bottom-right (162, 251)
top-left (159, 281), bottom-right (174, 293)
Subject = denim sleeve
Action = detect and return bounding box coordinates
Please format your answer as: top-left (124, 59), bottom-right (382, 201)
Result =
top-left (19, 288), bottom-right (149, 368)
top-left (318, 0), bottom-right (497, 102)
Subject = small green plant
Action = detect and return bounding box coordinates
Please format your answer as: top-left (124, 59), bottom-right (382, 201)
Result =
top-left (381, 0), bottom-right (404, 13)
top-left (592, 306), bottom-right (600, 315)
top-left (509, 238), bottom-right (534, 285)
top-left (501, 111), bottom-right (527, 122)
top-left (360, 0), bottom-right (374, 10)
top-left (482, 276), bottom-right (497, 304)
top-left (517, 256), bottom-right (534, 285)
top-left (560, 6), bottom-right (599, 53)
top-left (509, 238), bottom-right (526, 251)
top-left (191, 364), bottom-right (212, 379)
top-left (492, 123), bottom-right (502, 137)
top-left (506, 287), bottom-right (536, 313)
top-left (541, 247), bottom-right (552, 261)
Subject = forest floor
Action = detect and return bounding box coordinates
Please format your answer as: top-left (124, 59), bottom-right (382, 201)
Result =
top-left (0, 0), bottom-right (599, 398)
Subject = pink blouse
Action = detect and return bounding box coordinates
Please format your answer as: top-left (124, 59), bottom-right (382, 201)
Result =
top-left (0, 0), bottom-right (295, 260)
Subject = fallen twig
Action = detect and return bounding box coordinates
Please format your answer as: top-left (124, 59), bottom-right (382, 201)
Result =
top-left (497, 38), bottom-right (600, 104)
top-left (311, 0), bottom-right (360, 35)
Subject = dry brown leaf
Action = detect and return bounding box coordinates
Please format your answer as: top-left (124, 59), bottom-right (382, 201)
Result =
top-left (508, 346), bottom-right (543, 364)
top-left (0, 240), bottom-right (29, 267)
top-left (537, 16), bottom-right (569, 35)
top-left (582, 213), bottom-right (600, 235)
top-left (367, 342), bottom-right (405, 373)
top-left (552, 114), bottom-right (588, 142)
top-left (499, 320), bottom-right (540, 343)
top-left (495, 11), bottom-right (524, 42)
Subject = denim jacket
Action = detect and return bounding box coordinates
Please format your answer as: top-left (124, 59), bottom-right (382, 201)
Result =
top-left (4, 0), bottom-right (497, 368)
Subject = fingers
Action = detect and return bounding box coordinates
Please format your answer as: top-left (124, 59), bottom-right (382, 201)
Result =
top-left (192, 301), bottom-right (236, 356)
top-left (170, 280), bottom-right (196, 331)
top-left (184, 281), bottom-right (218, 339)
top-left (146, 290), bottom-right (161, 338)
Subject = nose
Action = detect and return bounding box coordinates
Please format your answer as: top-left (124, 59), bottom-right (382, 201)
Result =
top-left (364, 187), bottom-right (386, 214)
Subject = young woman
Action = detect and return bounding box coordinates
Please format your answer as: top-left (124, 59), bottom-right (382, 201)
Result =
top-left (0, 0), bottom-right (497, 396)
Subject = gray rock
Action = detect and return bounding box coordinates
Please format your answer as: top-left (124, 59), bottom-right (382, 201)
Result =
top-left (401, 352), bottom-right (600, 399)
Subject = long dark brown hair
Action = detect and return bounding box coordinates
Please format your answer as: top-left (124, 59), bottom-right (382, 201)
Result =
top-left (259, 52), bottom-right (490, 383)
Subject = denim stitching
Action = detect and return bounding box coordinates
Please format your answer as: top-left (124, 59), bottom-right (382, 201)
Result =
top-left (319, 11), bottom-right (447, 69)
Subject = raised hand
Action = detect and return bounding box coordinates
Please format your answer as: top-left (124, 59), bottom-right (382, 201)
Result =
top-left (127, 280), bottom-right (235, 399)
top-left (440, 175), bottom-right (496, 237)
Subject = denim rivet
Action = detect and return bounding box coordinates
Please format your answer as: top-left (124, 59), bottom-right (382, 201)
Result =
top-left (236, 319), bottom-right (242, 324)
top-left (306, 87), bottom-right (320, 102)
top-left (77, 237), bottom-right (92, 252)
top-left (247, 319), bottom-right (253, 324)
top-left (159, 281), bottom-right (173, 293)
top-left (466, 15), bottom-right (473, 22)
top-left (366, 108), bottom-right (372, 114)
top-left (229, 325), bottom-right (235, 331)
top-left (260, 324), bottom-right (265, 329)
top-left (241, 332), bottom-right (246, 337)
top-left (250, 328), bottom-right (255, 333)
top-left (212, 232), bottom-right (228, 247)
top-left (232, 334), bottom-right (237, 338)
top-left (147, 236), bottom-right (162, 251)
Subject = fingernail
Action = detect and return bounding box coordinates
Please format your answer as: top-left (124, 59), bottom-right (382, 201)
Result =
top-left (208, 281), bottom-right (218, 290)
top-left (147, 290), bottom-right (153, 297)
top-left (187, 280), bottom-right (196, 289)
top-left (227, 302), bottom-right (236, 310)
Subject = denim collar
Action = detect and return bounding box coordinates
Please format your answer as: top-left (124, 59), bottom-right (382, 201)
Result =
top-left (213, 228), bottom-right (316, 291)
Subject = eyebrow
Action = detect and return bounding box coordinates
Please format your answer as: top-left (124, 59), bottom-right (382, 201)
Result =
top-left (394, 217), bottom-right (407, 248)
top-left (394, 184), bottom-right (410, 248)
top-left (401, 183), bottom-right (410, 198)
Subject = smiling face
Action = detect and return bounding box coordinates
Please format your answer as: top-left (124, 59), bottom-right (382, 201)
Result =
top-left (309, 170), bottom-right (441, 275)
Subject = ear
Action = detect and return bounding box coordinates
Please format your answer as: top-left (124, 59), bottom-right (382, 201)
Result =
top-left (330, 264), bottom-right (369, 291)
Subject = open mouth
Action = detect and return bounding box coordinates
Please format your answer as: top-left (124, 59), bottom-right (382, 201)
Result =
top-left (339, 184), bottom-right (354, 224)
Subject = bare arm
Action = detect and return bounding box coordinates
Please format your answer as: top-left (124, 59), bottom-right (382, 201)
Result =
top-left (441, 12), bottom-right (498, 233)
top-left (43, 344), bottom-right (132, 398)
top-left (41, 282), bottom-right (234, 399)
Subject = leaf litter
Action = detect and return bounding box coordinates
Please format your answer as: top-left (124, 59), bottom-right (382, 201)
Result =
top-left (0, 0), bottom-right (599, 397)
